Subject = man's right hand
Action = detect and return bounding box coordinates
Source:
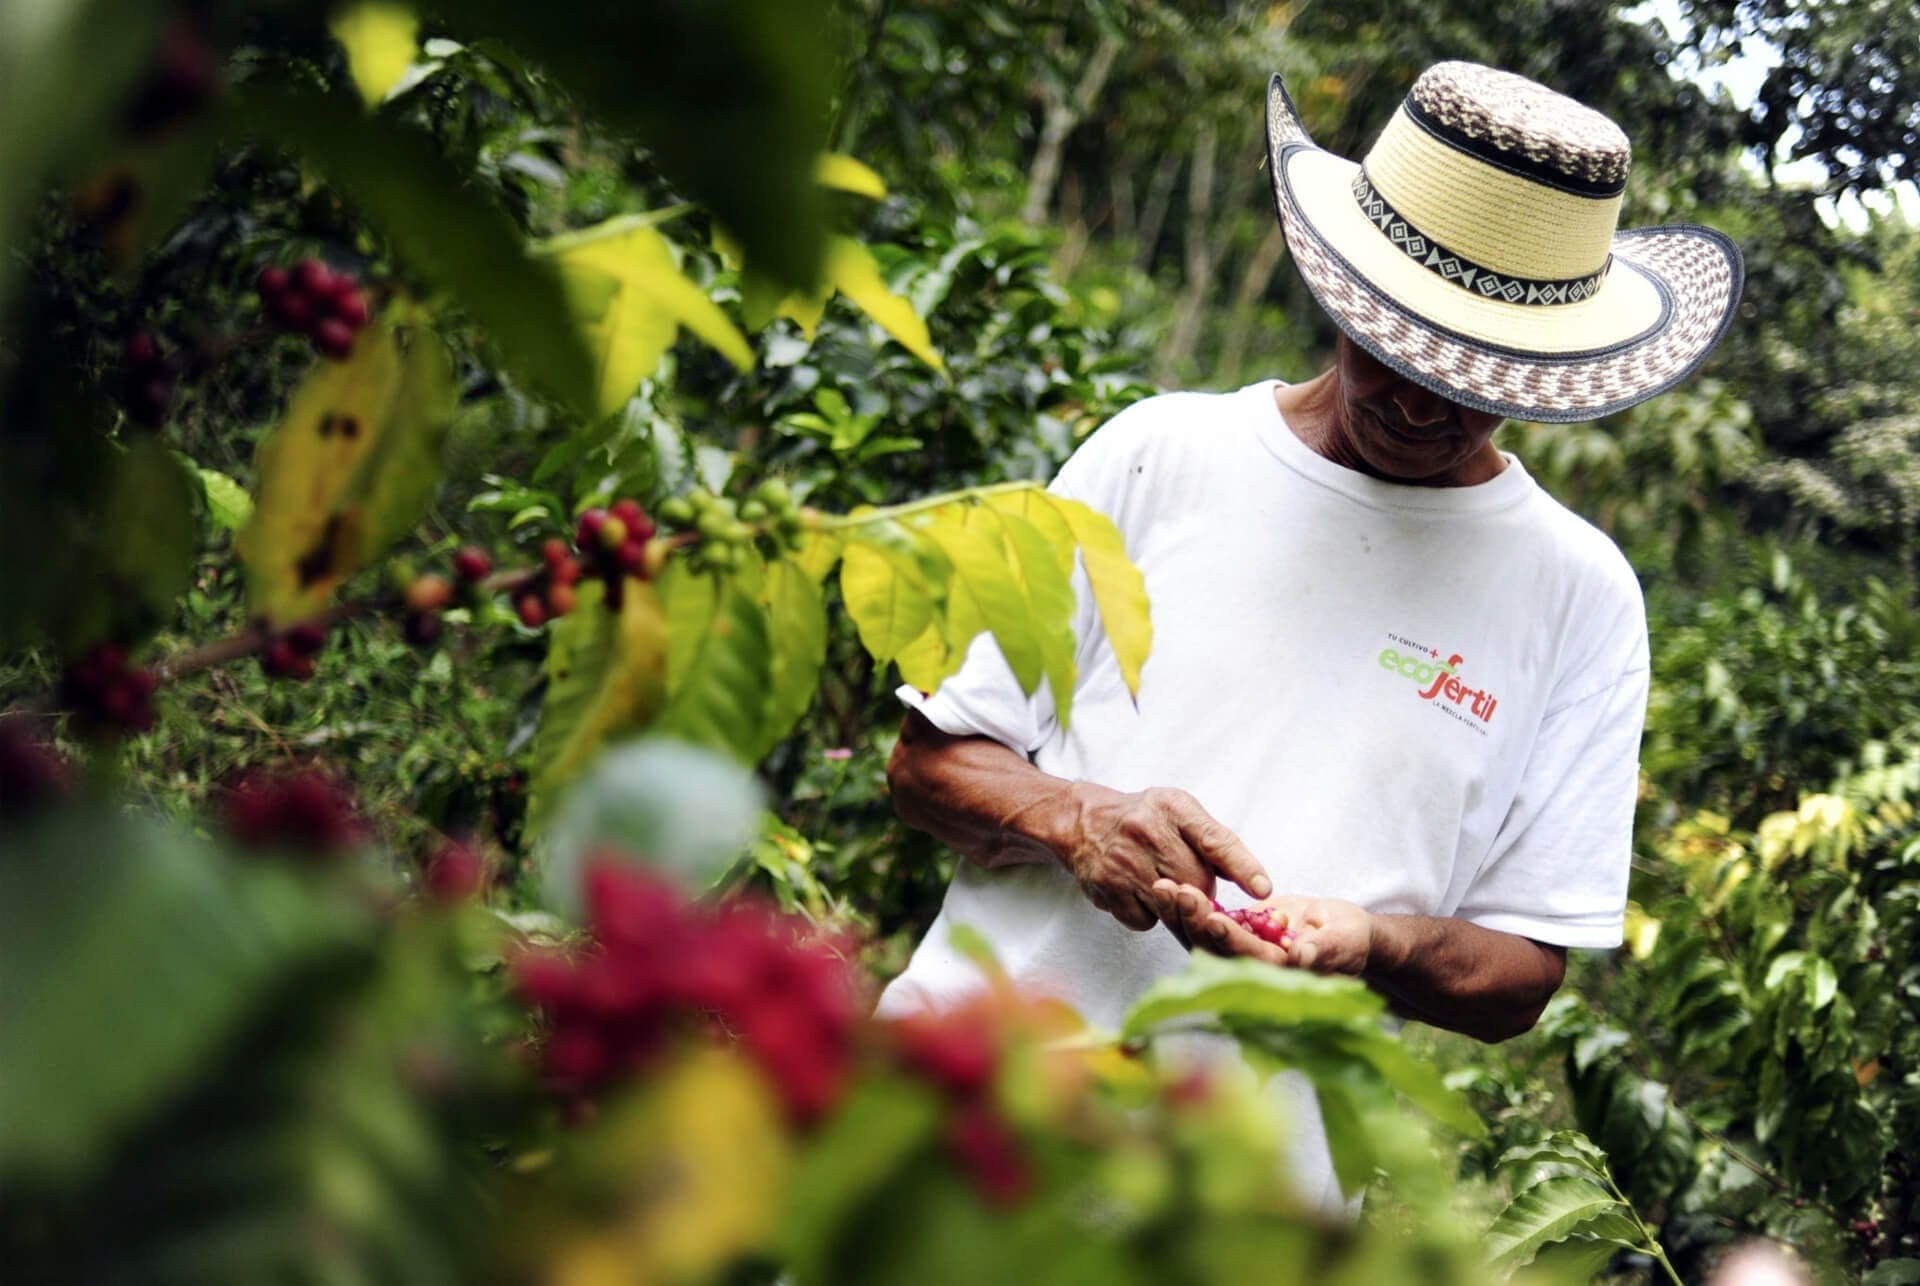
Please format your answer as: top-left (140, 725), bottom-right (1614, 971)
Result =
top-left (1058, 784), bottom-right (1273, 935)
top-left (886, 711), bottom-right (1270, 940)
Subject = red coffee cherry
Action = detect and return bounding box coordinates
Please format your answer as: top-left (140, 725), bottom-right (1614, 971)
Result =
top-left (292, 259), bottom-right (336, 299)
top-left (257, 265), bottom-right (290, 301)
top-left (285, 622), bottom-right (327, 657)
top-left (516, 595), bottom-right (548, 628)
top-left (312, 318), bottom-right (356, 361)
top-left (404, 574), bottom-right (454, 614)
top-left (575, 508), bottom-right (608, 548)
top-left (423, 838), bottom-right (489, 902)
top-left (330, 289), bottom-right (370, 330)
top-left (403, 610), bottom-right (442, 648)
top-left (452, 546), bottom-right (492, 582)
top-left (546, 582), bottom-right (579, 617)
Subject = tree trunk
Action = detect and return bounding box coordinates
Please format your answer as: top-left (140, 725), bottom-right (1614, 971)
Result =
top-left (1134, 151), bottom-right (1182, 271)
top-left (1158, 122), bottom-right (1218, 379)
top-left (1022, 32), bottom-right (1123, 226)
top-left (1218, 223), bottom-right (1289, 382)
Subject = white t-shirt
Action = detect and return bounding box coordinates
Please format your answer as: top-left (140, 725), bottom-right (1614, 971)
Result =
top-left (875, 380), bottom-right (1649, 1210)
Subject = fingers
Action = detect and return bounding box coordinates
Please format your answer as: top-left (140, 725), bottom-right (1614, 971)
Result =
top-left (1161, 791), bottom-right (1273, 900)
top-left (1082, 879), bottom-right (1160, 932)
top-left (1150, 880), bottom-right (1289, 963)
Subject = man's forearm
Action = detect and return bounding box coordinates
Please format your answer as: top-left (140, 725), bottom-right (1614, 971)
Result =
top-left (1362, 915), bottom-right (1567, 1044)
top-left (885, 710), bottom-right (1086, 871)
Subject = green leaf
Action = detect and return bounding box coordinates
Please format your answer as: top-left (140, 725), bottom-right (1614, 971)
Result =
top-left (329, 1), bottom-right (420, 107)
top-left (1045, 494), bottom-right (1152, 702)
top-left (96, 437), bottom-right (198, 640)
top-left (840, 532), bottom-right (936, 665)
top-left (0, 811), bottom-right (359, 1184)
top-left (1315, 1084), bottom-right (1378, 1199)
top-left (540, 739), bottom-right (764, 918)
top-left (924, 510), bottom-right (1044, 696)
top-left (1120, 954), bottom-right (1385, 1039)
top-left (1485, 1176), bottom-right (1632, 1270)
top-left (1864, 1260), bottom-right (1920, 1285)
top-left (759, 559), bottom-right (828, 755)
top-left (0, 0), bottom-right (164, 314)
top-left (456, 0), bottom-right (832, 290)
top-left (826, 237), bottom-right (945, 372)
top-left (813, 153), bottom-right (888, 199)
top-left (534, 216), bottom-right (752, 417)
top-left (196, 467), bottom-right (253, 531)
top-left (236, 310), bottom-right (455, 624)
top-left (528, 578), bottom-right (671, 834)
top-left (1323, 1025), bottom-right (1487, 1138)
top-left (1524, 1231), bottom-right (1631, 1283)
top-left (652, 572), bottom-right (775, 762)
top-left (239, 86), bottom-right (594, 414)
top-left (779, 1078), bottom-right (942, 1282)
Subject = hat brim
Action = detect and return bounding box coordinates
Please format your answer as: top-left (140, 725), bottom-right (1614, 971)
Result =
top-left (1264, 74), bottom-right (1744, 423)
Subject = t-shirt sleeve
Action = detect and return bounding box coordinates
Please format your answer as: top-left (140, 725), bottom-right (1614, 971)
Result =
top-left (894, 398), bottom-right (1154, 755)
top-left (1455, 655), bottom-right (1650, 950)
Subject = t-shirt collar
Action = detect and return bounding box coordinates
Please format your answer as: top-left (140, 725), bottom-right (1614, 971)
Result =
top-left (1245, 379), bottom-right (1537, 514)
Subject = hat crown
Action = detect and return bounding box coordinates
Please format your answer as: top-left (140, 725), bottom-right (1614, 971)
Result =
top-left (1407, 62), bottom-right (1630, 192)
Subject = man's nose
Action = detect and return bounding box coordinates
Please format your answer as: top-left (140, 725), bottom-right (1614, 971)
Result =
top-left (1391, 380), bottom-right (1450, 427)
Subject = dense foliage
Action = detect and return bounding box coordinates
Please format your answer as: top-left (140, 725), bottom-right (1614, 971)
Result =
top-left (3, 1), bottom-right (1919, 1283)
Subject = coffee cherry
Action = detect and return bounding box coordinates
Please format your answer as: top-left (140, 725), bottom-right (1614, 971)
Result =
top-left (547, 582), bottom-right (579, 616)
top-left (452, 546), bottom-right (492, 582)
top-left (260, 636), bottom-right (314, 681)
top-left (312, 318), bottom-right (356, 361)
top-left (222, 767), bottom-right (364, 856)
top-left (405, 573), bottom-right (454, 614)
top-left (286, 622), bottom-right (327, 657)
top-left (124, 332), bottom-right (161, 370)
top-left (597, 515), bottom-right (629, 551)
top-left (257, 265), bottom-right (290, 301)
top-left (611, 538), bottom-right (645, 578)
top-left (754, 478), bottom-right (793, 511)
top-left (541, 537), bottom-right (571, 568)
top-left (0, 724), bottom-right (70, 822)
top-left (610, 499), bottom-right (656, 543)
top-left (739, 499), bottom-right (768, 523)
top-left (275, 290), bottom-right (314, 330)
top-left (423, 839), bottom-right (489, 902)
top-left (403, 610), bottom-right (442, 648)
top-left (549, 554), bottom-right (583, 586)
top-left (62, 643), bottom-right (157, 733)
top-left (516, 594), bottom-right (548, 628)
top-left (657, 497), bottom-right (695, 528)
top-left (643, 540), bottom-right (672, 579)
top-left (293, 259), bottom-right (336, 299)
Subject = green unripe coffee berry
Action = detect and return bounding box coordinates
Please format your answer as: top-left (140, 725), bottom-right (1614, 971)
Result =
top-left (696, 510), bottom-right (730, 541)
top-left (739, 499), bottom-right (768, 523)
top-left (658, 497), bottom-right (695, 527)
top-left (754, 478), bottom-right (793, 511)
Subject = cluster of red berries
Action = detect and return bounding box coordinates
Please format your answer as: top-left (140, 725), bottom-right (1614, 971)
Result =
top-left (122, 331), bottom-right (174, 427)
top-left (260, 621), bottom-right (328, 681)
top-left (421, 837), bottom-right (490, 902)
top-left (1211, 898), bottom-right (1297, 950)
top-left (516, 538), bottom-right (586, 628)
top-left (62, 643), bottom-right (158, 734)
top-left (514, 858), bottom-right (859, 1125)
top-left (888, 1003), bottom-right (1032, 1207)
top-left (571, 498), bottom-right (663, 611)
top-left (221, 766), bottom-right (365, 856)
top-left (0, 725), bottom-right (70, 823)
top-left (258, 260), bottom-right (373, 361)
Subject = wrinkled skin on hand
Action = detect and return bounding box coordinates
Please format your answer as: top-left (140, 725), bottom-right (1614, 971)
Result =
top-left (1062, 786), bottom-right (1272, 936)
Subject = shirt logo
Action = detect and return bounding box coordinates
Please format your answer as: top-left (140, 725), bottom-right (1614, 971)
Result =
top-left (1377, 634), bottom-right (1499, 730)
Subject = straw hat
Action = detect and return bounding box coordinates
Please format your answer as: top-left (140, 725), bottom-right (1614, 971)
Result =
top-left (1265, 62), bottom-right (1744, 423)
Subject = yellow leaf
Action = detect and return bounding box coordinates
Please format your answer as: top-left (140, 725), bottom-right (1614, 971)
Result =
top-left (923, 511), bottom-right (1043, 694)
top-left (1044, 495), bottom-right (1153, 701)
top-left (236, 312), bottom-right (454, 625)
top-left (892, 620), bottom-right (960, 694)
top-left (536, 217), bottom-right (753, 416)
top-left (839, 538), bottom-right (934, 663)
top-left (790, 530), bottom-right (843, 584)
top-left (528, 579), bottom-right (671, 831)
top-left (825, 236), bottom-right (944, 372)
top-left (813, 152), bottom-right (888, 198)
top-left (329, 2), bottom-right (420, 107)
top-left (551, 1049), bottom-right (791, 1286)
top-left (986, 486), bottom-right (1075, 579)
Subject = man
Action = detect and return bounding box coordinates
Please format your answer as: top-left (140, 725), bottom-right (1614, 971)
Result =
top-left (875, 62), bottom-right (1743, 1211)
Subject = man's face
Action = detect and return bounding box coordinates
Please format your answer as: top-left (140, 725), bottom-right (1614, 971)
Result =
top-left (1335, 335), bottom-right (1505, 484)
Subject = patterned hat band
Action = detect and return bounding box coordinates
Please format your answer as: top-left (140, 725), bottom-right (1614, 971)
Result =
top-left (1350, 167), bottom-right (1611, 307)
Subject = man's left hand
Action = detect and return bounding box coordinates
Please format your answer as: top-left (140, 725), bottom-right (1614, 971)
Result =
top-left (1151, 880), bottom-right (1371, 974)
